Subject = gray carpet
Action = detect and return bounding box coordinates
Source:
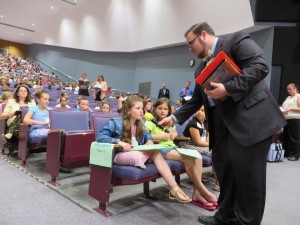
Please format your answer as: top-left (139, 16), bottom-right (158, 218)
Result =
top-left (0, 155), bottom-right (299, 225)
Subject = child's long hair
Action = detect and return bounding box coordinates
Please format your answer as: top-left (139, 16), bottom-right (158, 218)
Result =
top-left (153, 97), bottom-right (172, 121)
top-left (121, 96), bottom-right (144, 144)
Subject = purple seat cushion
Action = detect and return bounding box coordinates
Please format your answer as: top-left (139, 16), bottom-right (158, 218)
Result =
top-left (202, 155), bottom-right (212, 166)
top-left (112, 160), bottom-right (185, 180)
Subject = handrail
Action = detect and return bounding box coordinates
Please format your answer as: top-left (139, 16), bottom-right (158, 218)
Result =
top-left (30, 58), bottom-right (77, 83)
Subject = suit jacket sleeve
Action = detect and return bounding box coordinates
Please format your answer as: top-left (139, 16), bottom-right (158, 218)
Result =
top-left (174, 83), bottom-right (204, 125)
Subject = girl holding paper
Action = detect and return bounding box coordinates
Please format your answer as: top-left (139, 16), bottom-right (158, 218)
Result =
top-left (145, 97), bottom-right (218, 210)
top-left (97, 96), bottom-right (191, 203)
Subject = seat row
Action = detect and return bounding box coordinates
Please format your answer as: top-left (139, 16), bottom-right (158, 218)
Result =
top-left (0, 108), bottom-right (212, 216)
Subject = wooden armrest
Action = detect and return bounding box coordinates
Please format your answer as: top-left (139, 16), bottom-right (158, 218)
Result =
top-left (174, 136), bottom-right (190, 141)
top-left (48, 129), bottom-right (65, 133)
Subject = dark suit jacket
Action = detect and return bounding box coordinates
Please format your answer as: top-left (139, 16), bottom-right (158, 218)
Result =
top-left (158, 88), bottom-right (170, 99)
top-left (174, 31), bottom-right (286, 148)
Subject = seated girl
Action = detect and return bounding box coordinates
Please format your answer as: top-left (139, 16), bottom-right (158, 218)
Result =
top-left (143, 97), bottom-right (153, 114)
top-left (180, 106), bottom-right (212, 157)
top-left (145, 98), bottom-right (217, 210)
top-left (97, 96), bottom-right (191, 203)
top-left (95, 100), bottom-right (111, 113)
top-left (23, 90), bottom-right (51, 145)
top-left (55, 96), bottom-right (71, 108)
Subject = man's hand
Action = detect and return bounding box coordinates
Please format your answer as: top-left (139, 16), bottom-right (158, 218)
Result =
top-left (204, 82), bottom-right (228, 100)
top-left (158, 116), bottom-right (174, 127)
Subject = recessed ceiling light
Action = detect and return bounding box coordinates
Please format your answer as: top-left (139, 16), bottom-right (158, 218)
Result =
top-left (0, 15), bottom-right (3, 18)
top-left (21, 33), bottom-right (24, 36)
top-left (32, 23), bottom-right (35, 26)
top-left (51, 6), bottom-right (54, 9)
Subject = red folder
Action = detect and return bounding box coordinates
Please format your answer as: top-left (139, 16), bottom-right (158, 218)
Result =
top-left (195, 51), bottom-right (241, 89)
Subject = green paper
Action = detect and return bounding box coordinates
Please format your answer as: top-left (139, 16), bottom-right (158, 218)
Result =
top-left (132, 144), bottom-right (166, 151)
top-left (176, 148), bottom-right (202, 158)
top-left (89, 142), bottom-right (114, 168)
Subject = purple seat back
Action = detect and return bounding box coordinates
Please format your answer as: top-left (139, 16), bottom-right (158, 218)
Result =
top-left (21, 106), bottom-right (29, 120)
top-left (92, 117), bottom-right (111, 139)
top-left (90, 113), bottom-right (120, 138)
top-left (0, 103), bottom-right (6, 112)
top-left (175, 120), bottom-right (189, 137)
top-left (50, 111), bottom-right (89, 131)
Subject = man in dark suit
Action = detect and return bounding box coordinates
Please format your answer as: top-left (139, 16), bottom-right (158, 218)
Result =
top-left (157, 83), bottom-right (170, 99)
top-left (160, 22), bottom-right (286, 225)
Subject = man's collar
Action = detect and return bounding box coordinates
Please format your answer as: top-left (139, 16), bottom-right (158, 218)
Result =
top-left (203, 37), bottom-right (218, 63)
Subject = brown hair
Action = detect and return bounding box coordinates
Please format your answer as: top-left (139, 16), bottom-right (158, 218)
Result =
top-left (100, 100), bottom-right (111, 111)
top-left (14, 85), bottom-right (32, 103)
top-left (153, 97), bottom-right (172, 120)
top-left (121, 96), bottom-right (144, 144)
top-left (184, 22), bottom-right (215, 37)
top-left (35, 90), bottom-right (49, 100)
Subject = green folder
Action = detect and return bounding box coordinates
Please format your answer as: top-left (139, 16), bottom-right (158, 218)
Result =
top-left (131, 144), bottom-right (166, 151)
top-left (89, 142), bottom-right (114, 168)
top-left (176, 148), bottom-right (202, 158)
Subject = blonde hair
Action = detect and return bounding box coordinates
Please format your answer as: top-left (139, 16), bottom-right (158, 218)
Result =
top-left (1, 91), bottom-right (13, 102)
top-left (121, 96), bottom-right (144, 143)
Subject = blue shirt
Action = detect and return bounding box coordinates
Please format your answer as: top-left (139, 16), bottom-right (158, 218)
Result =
top-left (97, 117), bottom-right (153, 154)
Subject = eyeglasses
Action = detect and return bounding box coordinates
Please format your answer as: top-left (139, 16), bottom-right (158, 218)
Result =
top-left (187, 34), bottom-right (200, 47)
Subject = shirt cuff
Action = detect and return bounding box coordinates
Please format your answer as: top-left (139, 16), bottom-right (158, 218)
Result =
top-left (170, 115), bottom-right (178, 124)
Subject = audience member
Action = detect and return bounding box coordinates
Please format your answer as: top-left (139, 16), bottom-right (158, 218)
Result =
top-left (78, 72), bottom-right (90, 96)
top-left (143, 97), bottom-right (153, 114)
top-left (145, 98), bottom-right (217, 210)
top-left (95, 100), bottom-right (111, 113)
top-left (108, 91), bottom-right (116, 100)
top-left (97, 96), bottom-right (191, 203)
top-left (0, 91), bottom-right (13, 116)
top-left (33, 85), bottom-right (43, 97)
top-left (23, 90), bottom-right (51, 144)
top-left (175, 99), bottom-right (182, 110)
top-left (55, 96), bottom-right (71, 108)
top-left (281, 83), bottom-right (300, 161)
top-left (179, 80), bottom-right (193, 105)
top-left (73, 97), bottom-right (93, 124)
top-left (158, 83), bottom-right (170, 99)
top-left (180, 106), bottom-right (211, 157)
top-left (1, 85), bottom-right (36, 155)
top-left (92, 74), bottom-right (107, 101)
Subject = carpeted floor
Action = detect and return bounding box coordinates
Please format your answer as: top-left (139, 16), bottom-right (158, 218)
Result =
top-left (1, 154), bottom-right (300, 225)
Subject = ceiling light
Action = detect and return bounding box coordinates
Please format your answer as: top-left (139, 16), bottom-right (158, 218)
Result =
top-left (51, 6), bottom-right (54, 9)
top-left (0, 15), bottom-right (3, 18)
top-left (21, 33), bottom-right (24, 36)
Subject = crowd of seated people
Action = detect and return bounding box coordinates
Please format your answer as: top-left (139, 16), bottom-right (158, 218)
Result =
top-left (0, 53), bottom-right (217, 210)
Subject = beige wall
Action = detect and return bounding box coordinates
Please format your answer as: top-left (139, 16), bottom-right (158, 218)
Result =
top-left (0, 39), bottom-right (28, 59)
